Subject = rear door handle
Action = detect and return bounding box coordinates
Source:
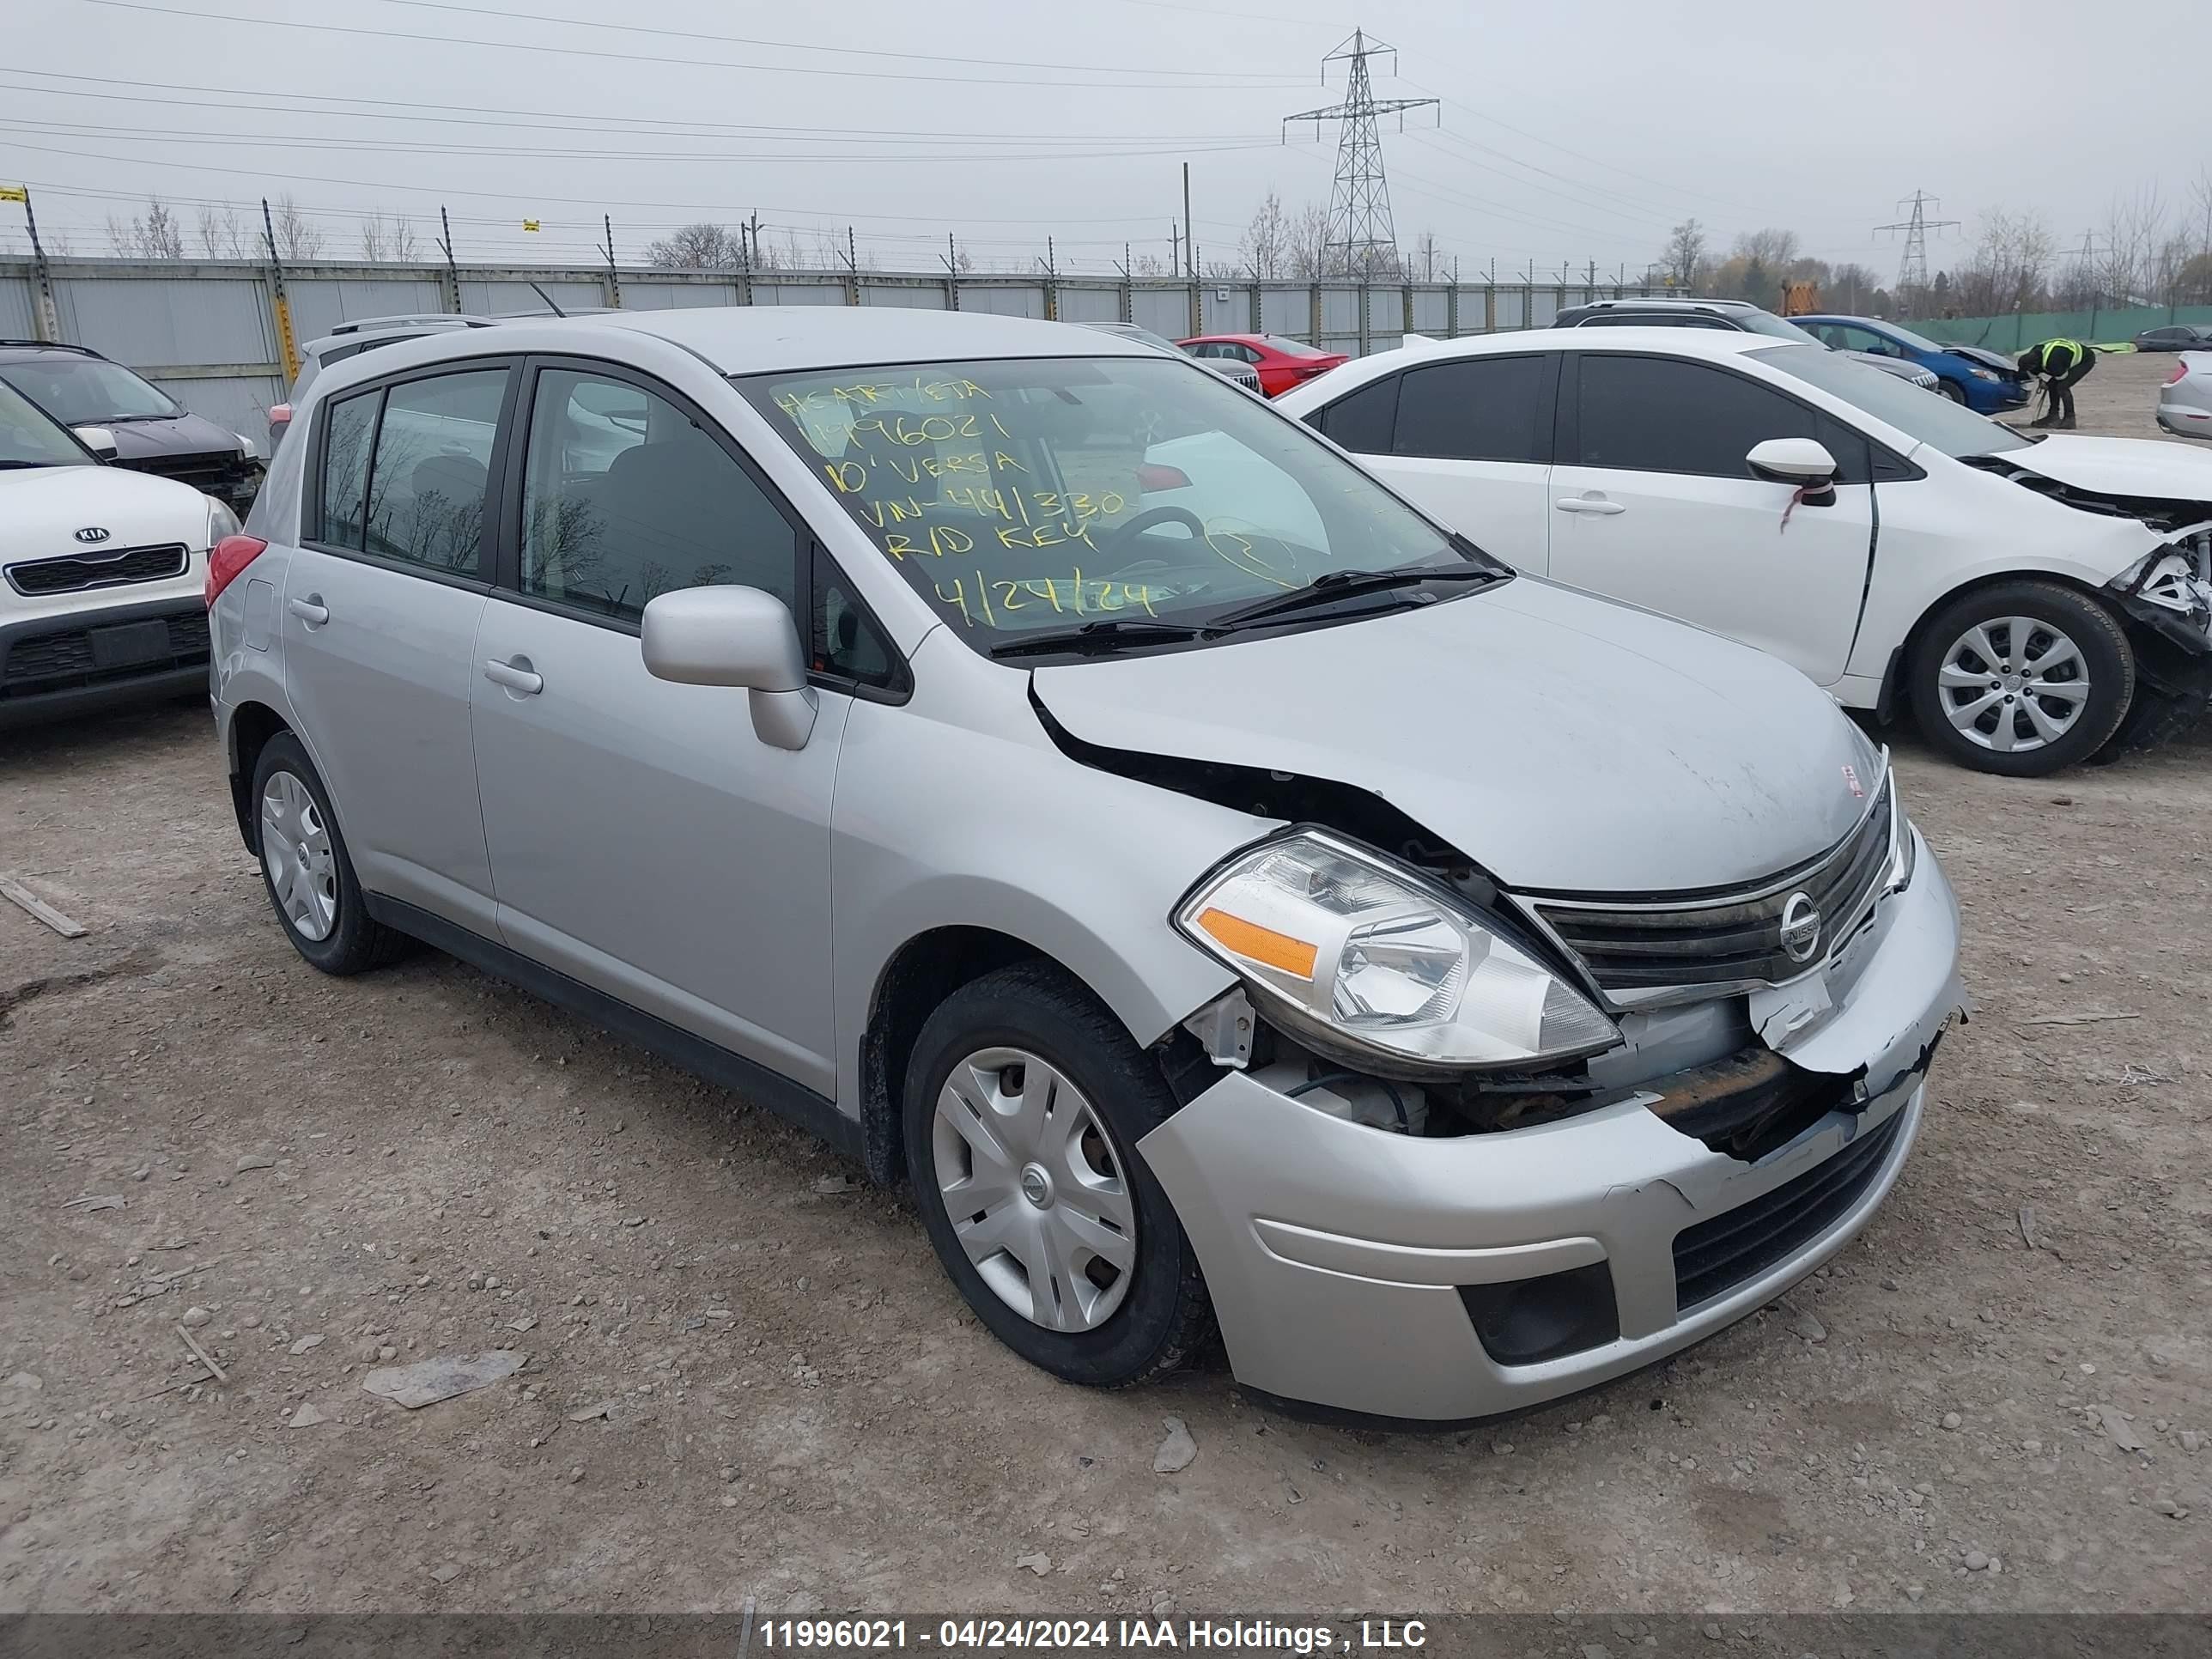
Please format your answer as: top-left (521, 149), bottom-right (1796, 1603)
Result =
top-left (287, 595), bottom-right (329, 625)
top-left (1554, 496), bottom-right (1626, 515)
top-left (483, 657), bottom-right (544, 696)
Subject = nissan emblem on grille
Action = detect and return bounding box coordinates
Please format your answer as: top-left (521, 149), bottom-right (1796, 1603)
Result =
top-left (1779, 892), bottom-right (1822, 963)
top-left (73, 527), bottom-right (111, 544)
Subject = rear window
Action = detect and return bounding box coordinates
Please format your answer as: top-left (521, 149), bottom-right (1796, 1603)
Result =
top-left (1262, 336), bottom-right (1333, 358)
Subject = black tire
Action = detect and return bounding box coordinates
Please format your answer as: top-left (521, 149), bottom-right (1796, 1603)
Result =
top-left (1936, 379), bottom-right (1967, 404)
top-left (249, 732), bottom-right (413, 975)
top-left (902, 962), bottom-right (1214, 1389)
top-left (1908, 580), bottom-right (2134, 776)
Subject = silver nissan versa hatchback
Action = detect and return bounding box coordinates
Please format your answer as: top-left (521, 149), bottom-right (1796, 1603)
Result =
top-left (207, 307), bottom-right (1966, 1424)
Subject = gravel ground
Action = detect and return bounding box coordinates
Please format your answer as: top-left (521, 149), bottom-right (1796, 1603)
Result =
top-left (2, 349), bottom-right (2206, 1617)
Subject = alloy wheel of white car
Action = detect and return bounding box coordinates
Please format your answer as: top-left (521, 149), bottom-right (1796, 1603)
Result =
top-left (931, 1045), bottom-right (1136, 1333)
top-left (1936, 617), bottom-right (2091, 755)
top-left (260, 769), bottom-right (340, 941)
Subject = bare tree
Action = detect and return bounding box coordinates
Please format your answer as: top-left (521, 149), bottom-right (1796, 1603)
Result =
top-left (1661, 219), bottom-right (1706, 287)
top-left (643, 222), bottom-right (742, 268)
top-left (1826, 262), bottom-right (1882, 313)
top-left (194, 204), bottom-right (250, 258)
top-left (2099, 185), bottom-right (2166, 305)
top-left (359, 212), bottom-right (391, 262)
top-left (390, 216), bottom-right (420, 261)
top-left (1954, 209), bottom-right (2054, 314)
top-left (270, 195), bottom-right (324, 260)
top-left (106, 198), bottom-right (184, 258)
top-left (1285, 201), bottom-right (1334, 280)
top-left (1130, 251), bottom-right (1170, 276)
top-left (1410, 228), bottom-right (1443, 283)
top-left (1733, 227), bottom-right (1801, 270)
top-left (1237, 189), bottom-right (1291, 279)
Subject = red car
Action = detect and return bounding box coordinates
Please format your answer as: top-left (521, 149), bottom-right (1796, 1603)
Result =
top-left (1176, 333), bottom-right (1348, 398)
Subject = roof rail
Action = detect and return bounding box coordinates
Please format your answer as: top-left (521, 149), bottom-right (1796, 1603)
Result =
top-left (324, 313), bottom-right (500, 336)
top-left (0, 338), bottom-right (99, 354)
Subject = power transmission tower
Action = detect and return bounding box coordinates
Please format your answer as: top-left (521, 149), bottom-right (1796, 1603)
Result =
top-left (1876, 191), bottom-right (1959, 313)
top-left (1284, 28), bottom-right (1437, 278)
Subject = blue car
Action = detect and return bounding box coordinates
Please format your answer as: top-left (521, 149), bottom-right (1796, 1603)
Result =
top-left (1793, 315), bottom-right (2032, 414)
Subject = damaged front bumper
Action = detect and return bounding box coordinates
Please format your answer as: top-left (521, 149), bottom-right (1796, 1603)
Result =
top-left (1137, 832), bottom-right (1965, 1425)
top-left (2106, 526), bottom-right (2212, 750)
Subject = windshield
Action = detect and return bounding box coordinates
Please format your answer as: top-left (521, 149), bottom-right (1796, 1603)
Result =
top-left (738, 355), bottom-right (1474, 647)
top-left (0, 378), bottom-right (94, 468)
top-left (1752, 344), bottom-right (2032, 458)
top-left (1881, 322), bottom-right (1946, 354)
top-left (0, 356), bottom-right (179, 424)
top-left (1733, 309), bottom-right (1824, 345)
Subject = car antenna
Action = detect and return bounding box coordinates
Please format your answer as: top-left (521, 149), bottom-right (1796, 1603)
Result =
top-left (527, 282), bottom-right (567, 318)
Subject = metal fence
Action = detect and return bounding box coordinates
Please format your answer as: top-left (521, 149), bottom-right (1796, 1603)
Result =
top-left (1905, 306), bottom-right (2212, 354)
top-left (0, 256), bottom-right (1662, 435)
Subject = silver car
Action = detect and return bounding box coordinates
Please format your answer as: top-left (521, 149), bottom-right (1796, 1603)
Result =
top-left (2158, 351), bottom-right (2212, 441)
top-left (207, 308), bottom-right (1965, 1423)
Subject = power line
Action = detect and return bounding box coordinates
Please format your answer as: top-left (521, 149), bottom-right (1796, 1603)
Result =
top-left (0, 71), bottom-right (1273, 149)
top-left (1282, 29), bottom-right (1436, 276)
top-left (369, 0), bottom-right (1297, 82)
top-left (85, 0), bottom-right (1306, 91)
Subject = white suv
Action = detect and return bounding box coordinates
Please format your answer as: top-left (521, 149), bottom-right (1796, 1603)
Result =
top-left (2, 375), bottom-right (237, 726)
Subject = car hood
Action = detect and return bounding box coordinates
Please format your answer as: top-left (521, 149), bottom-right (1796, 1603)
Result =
top-left (1030, 578), bottom-right (1878, 894)
top-left (1998, 434), bottom-right (2212, 503)
top-left (0, 463), bottom-right (216, 554)
top-left (103, 410), bottom-right (245, 461)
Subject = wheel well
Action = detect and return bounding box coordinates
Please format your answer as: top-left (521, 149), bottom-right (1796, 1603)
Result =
top-left (1889, 572), bottom-right (2121, 715)
top-left (857, 927), bottom-right (1049, 1188)
top-left (227, 701), bottom-right (291, 854)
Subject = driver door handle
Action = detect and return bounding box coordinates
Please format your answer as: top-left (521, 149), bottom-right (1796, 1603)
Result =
top-left (1555, 496), bottom-right (1626, 516)
top-left (287, 596), bottom-right (329, 624)
top-left (483, 657), bottom-right (544, 696)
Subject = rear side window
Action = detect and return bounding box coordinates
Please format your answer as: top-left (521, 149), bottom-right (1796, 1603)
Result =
top-left (1574, 355), bottom-right (1815, 478)
top-left (318, 390), bottom-right (378, 548)
top-left (362, 368), bottom-right (506, 574)
top-left (518, 367), bottom-right (798, 625)
top-left (1312, 374), bottom-right (1400, 453)
top-left (1393, 356), bottom-right (1546, 463)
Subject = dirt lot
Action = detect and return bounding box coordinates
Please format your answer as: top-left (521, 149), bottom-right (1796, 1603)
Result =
top-left (3, 349), bottom-right (2207, 1619)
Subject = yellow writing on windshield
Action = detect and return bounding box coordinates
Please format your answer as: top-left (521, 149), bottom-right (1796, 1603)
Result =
top-left (932, 568), bottom-right (1158, 627)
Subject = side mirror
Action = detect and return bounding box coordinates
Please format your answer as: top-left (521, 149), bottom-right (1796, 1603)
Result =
top-left (1747, 437), bottom-right (1838, 495)
top-left (73, 425), bottom-right (119, 460)
top-left (640, 586), bottom-right (818, 750)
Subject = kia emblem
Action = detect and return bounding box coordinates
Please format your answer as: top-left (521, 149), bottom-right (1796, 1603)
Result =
top-left (74, 526), bottom-right (112, 544)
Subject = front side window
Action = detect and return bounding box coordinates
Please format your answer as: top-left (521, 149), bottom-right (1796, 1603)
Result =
top-left (318, 390), bottom-right (378, 549)
top-left (361, 368), bottom-right (505, 574)
top-left (1576, 355), bottom-right (1816, 477)
top-left (0, 356), bottom-right (179, 425)
top-left (0, 378), bottom-right (94, 468)
top-left (738, 355), bottom-right (1468, 648)
top-left (520, 368), bottom-right (797, 624)
top-left (1393, 356), bottom-right (1546, 463)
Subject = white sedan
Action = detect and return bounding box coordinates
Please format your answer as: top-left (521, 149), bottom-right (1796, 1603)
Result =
top-left (1277, 328), bottom-right (2212, 775)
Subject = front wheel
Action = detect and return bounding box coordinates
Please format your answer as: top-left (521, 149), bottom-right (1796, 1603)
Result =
top-left (1908, 580), bottom-right (2134, 775)
top-left (1936, 380), bottom-right (1967, 404)
top-left (903, 963), bottom-right (1213, 1389)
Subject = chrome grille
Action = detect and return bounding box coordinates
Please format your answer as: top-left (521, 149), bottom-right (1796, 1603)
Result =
top-left (1528, 775), bottom-right (1895, 994)
top-left (5, 543), bottom-right (188, 597)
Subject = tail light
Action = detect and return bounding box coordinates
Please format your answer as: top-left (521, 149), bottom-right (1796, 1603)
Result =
top-left (2166, 361), bottom-right (2190, 385)
top-left (205, 534), bottom-right (268, 607)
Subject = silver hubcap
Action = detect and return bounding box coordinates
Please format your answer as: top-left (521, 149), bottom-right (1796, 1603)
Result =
top-left (931, 1047), bottom-right (1135, 1333)
top-left (1937, 617), bottom-right (2090, 754)
top-left (260, 769), bottom-right (338, 942)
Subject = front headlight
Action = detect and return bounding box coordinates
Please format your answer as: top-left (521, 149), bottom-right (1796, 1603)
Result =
top-left (1970, 367), bottom-right (1999, 382)
top-left (1173, 830), bottom-right (1620, 1071)
top-left (234, 431), bottom-right (263, 461)
top-left (205, 495), bottom-right (241, 548)
top-left (1888, 795), bottom-right (1917, 896)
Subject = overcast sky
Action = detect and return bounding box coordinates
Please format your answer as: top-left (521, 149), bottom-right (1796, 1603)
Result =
top-left (4, 0), bottom-right (2208, 278)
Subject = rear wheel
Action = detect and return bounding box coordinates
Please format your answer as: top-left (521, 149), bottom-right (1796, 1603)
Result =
top-left (903, 963), bottom-right (1213, 1388)
top-left (251, 732), bottom-right (413, 974)
top-left (1908, 580), bottom-right (2133, 775)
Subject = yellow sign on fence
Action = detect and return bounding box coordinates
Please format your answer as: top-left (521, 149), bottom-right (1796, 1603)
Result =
top-left (522, 219), bottom-right (541, 232)
top-left (0, 185), bottom-right (27, 204)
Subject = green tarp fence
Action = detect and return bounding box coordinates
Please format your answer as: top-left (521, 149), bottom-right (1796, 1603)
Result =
top-left (1904, 306), bottom-right (2212, 353)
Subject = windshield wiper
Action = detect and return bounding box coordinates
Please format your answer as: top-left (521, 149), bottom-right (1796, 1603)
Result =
top-left (99, 413), bottom-right (171, 424)
top-left (989, 618), bottom-right (1202, 659)
top-left (1204, 561), bottom-right (1504, 634)
top-left (0, 459), bottom-right (60, 470)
